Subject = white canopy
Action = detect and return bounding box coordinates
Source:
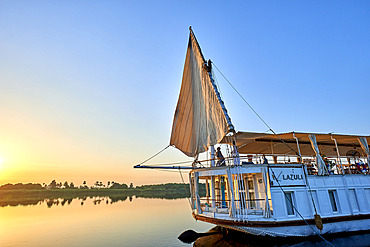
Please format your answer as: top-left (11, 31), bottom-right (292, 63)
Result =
top-left (170, 29), bottom-right (231, 157)
top-left (227, 131), bottom-right (370, 158)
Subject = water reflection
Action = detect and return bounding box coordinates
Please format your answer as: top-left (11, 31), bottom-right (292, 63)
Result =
top-left (0, 192), bottom-right (186, 208)
top-left (0, 196), bottom-right (368, 247)
top-left (193, 226), bottom-right (370, 247)
top-left (0, 195), bottom-right (134, 208)
top-left (0, 194), bottom-right (173, 208)
top-left (0, 197), bottom-right (210, 247)
top-left (0, 199), bottom-right (41, 207)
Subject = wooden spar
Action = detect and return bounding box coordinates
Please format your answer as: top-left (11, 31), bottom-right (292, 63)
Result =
top-left (133, 165), bottom-right (193, 169)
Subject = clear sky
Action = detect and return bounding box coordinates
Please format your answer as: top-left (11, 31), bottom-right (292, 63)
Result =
top-left (0, 1), bottom-right (369, 186)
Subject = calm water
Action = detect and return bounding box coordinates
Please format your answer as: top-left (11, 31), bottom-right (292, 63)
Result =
top-left (0, 196), bottom-right (210, 247)
top-left (0, 196), bottom-right (369, 247)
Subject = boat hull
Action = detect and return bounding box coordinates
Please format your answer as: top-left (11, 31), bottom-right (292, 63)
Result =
top-left (193, 213), bottom-right (370, 237)
top-left (223, 219), bottom-right (370, 237)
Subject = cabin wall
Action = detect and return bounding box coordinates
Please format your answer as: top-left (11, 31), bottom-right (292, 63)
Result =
top-left (193, 166), bottom-right (370, 223)
top-left (270, 190), bottom-right (286, 219)
top-left (308, 175), bottom-right (370, 215)
top-left (269, 174), bottom-right (370, 220)
top-left (270, 187), bottom-right (312, 219)
top-left (357, 189), bottom-right (368, 212)
top-left (317, 189), bottom-right (333, 216)
top-left (295, 190), bottom-right (312, 217)
top-left (365, 189), bottom-right (370, 209)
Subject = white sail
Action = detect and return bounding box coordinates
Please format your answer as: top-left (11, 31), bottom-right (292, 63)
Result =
top-left (170, 30), bottom-right (232, 157)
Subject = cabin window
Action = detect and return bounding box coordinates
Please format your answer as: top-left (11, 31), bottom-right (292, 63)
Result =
top-left (249, 192), bottom-right (256, 208)
top-left (284, 192), bottom-right (295, 216)
top-left (247, 180), bottom-right (254, 190)
top-left (348, 189), bottom-right (359, 212)
top-left (247, 179), bottom-right (255, 208)
top-left (328, 190), bottom-right (338, 212)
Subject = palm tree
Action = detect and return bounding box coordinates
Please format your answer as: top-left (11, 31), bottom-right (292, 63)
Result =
top-left (63, 181), bottom-right (69, 189)
top-left (49, 180), bottom-right (57, 189)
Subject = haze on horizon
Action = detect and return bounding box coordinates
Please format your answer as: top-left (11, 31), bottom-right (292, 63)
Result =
top-left (0, 1), bottom-right (369, 186)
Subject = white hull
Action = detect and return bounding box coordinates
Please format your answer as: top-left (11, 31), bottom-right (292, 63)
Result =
top-left (223, 218), bottom-right (370, 237)
top-left (191, 164), bottom-right (370, 238)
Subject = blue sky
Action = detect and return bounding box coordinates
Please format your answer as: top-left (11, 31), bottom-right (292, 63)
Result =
top-left (0, 1), bottom-right (369, 185)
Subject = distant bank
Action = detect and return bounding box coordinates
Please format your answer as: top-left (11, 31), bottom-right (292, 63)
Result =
top-left (0, 182), bottom-right (206, 207)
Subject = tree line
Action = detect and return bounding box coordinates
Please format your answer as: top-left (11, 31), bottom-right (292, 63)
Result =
top-left (0, 180), bottom-right (134, 190)
top-left (0, 181), bottom-right (202, 191)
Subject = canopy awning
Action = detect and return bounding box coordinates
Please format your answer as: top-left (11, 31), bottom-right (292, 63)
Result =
top-left (227, 131), bottom-right (370, 157)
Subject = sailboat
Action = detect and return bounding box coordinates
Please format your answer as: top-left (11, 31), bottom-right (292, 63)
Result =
top-left (135, 27), bottom-right (370, 237)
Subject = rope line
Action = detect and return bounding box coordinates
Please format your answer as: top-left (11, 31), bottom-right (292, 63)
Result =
top-left (212, 62), bottom-right (299, 157)
top-left (268, 166), bottom-right (335, 246)
top-left (179, 169), bottom-right (193, 209)
top-left (212, 62), bottom-right (333, 246)
top-left (137, 145), bottom-right (170, 166)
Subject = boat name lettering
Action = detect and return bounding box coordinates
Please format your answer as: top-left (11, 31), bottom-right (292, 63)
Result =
top-left (269, 167), bottom-right (305, 186)
top-left (282, 174), bottom-right (303, 181)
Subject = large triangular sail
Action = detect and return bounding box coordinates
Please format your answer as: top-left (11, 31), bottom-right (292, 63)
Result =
top-left (170, 28), bottom-right (234, 157)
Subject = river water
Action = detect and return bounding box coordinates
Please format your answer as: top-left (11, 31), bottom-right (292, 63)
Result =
top-left (0, 196), bottom-right (369, 246)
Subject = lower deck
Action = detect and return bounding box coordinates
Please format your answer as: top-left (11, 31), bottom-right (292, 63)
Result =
top-left (190, 164), bottom-right (370, 229)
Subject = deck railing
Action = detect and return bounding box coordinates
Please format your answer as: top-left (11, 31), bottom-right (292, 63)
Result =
top-left (197, 196), bottom-right (270, 220)
top-left (195, 154), bottom-right (369, 175)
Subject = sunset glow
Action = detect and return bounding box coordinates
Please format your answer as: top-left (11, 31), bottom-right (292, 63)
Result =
top-left (0, 1), bottom-right (369, 187)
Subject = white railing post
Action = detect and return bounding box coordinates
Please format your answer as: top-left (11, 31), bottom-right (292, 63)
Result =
top-left (227, 168), bottom-right (236, 217)
top-left (210, 145), bottom-right (215, 167)
top-left (189, 172), bottom-right (194, 210)
top-left (194, 172), bottom-right (202, 214)
top-left (211, 176), bottom-right (216, 209)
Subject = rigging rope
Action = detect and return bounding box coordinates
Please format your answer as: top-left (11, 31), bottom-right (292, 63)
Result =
top-left (268, 166), bottom-right (335, 246)
top-left (137, 145), bottom-right (170, 166)
top-left (179, 169), bottom-right (193, 209)
top-left (212, 62), bottom-right (300, 157)
top-left (212, 62), bottom-right (333, 246)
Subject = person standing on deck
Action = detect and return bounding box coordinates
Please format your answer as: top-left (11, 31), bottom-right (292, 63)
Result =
top-left (216, 147), bottom-right (225, 166)
top-left (263, 155), bottom-right (268, 164)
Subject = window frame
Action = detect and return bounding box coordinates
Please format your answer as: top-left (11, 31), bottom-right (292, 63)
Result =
top-left (284, 191), bottom-right (295, 216)
top-left (328, 190), bottom-right (340, 213)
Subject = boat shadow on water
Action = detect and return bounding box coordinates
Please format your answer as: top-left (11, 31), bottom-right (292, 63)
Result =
top-left (190, 227), bottom-right (370, 247)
